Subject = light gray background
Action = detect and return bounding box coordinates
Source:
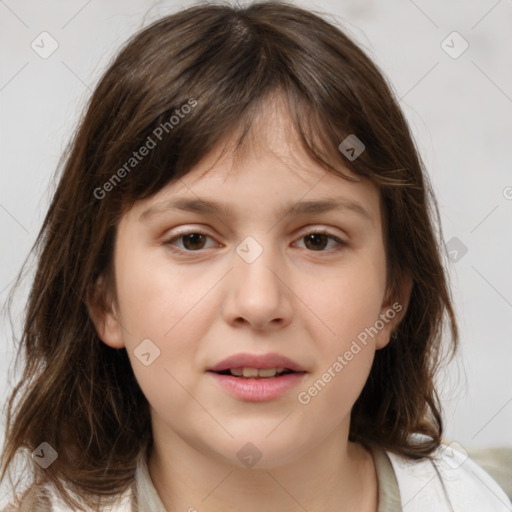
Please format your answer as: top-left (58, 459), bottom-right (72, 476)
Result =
top-left (1, 0), bottom-right (511, 473)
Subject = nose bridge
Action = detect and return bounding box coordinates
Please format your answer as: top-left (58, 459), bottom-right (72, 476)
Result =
top-left (224, 233), bottom-right (292, 329)
top-left (235, 233), bottom-right (282, 294)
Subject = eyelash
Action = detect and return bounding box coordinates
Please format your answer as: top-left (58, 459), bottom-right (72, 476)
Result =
top-left (164, 229), bottom-right (347, 255)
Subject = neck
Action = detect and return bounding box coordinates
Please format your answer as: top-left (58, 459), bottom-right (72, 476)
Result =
top-left (147, 426), bottom-right (378, 512)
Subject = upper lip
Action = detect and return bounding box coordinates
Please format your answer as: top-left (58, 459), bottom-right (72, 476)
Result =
top-left (208, 352), bottom-right (307, 372)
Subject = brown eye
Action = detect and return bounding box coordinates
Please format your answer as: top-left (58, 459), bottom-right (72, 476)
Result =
top-left (297, 231), bottom-right (346, 252)
top-left (303, 233), bottom-right (329, 251)
top-left (165, 231), bottom-right (217, 252)
top-left (181, 233), bottom-right (207, 250)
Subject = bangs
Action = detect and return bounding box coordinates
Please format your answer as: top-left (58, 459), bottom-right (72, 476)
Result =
top-left (111, 89), bottom-right (362, 209)
top-left (91, 8), bottom-right (408, 219)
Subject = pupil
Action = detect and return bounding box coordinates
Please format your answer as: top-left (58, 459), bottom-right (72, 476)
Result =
top-left (184, 233), bottom-right (205, 250)
top-left (305, 233), bottom-right (327, 251)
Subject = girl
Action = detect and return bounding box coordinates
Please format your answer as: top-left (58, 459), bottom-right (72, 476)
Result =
top-left (1, 1), bottom-right (510, 511)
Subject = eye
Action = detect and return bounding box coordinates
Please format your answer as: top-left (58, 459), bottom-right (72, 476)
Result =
top-left (164, 230), bottom-right (218, 252)
top-left (164, 228), bottom-right (347, 254)
top-left (294, 230), bottom-right (347, 252)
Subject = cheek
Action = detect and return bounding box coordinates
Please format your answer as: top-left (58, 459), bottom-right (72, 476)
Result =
top-left (307, 250), bottom-right (387, 349)
top-left (113, 251), bottom-right (214, 397)
top-left (121, 299), bottom-right (210, 435)
top-left (295, 285), bottom-right (379, 429)
top-left (295, 249), bottom-right (386, 407)
top-left (114, 246), bottom-right (213, 340)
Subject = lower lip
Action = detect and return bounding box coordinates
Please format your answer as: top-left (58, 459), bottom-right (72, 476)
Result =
top-left (208, 371), bottom-right (306, 402)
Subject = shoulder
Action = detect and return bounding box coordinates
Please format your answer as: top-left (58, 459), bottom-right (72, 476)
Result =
top-left (0, 480), bottom-right (134, 512)
top-left (385, 442), bottom-right (512, 511)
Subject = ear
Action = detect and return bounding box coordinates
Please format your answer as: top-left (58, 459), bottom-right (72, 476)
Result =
top-left (375, 274), bottom-right (413, 350)
top-left (87, 274), bottom-right (126, 349)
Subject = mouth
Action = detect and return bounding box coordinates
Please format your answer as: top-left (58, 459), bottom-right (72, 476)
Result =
top-left (208, 352), bottom-right (306, 374)
top-left (211, 367), bottom-right (301, 379)
top-left (208, 368), bottom-right (306, 401)
top-left (207, 353), bottom-right (307, 401)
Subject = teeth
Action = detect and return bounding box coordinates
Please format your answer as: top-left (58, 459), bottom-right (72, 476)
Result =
top-left (243, 367), bottom-right (260, 378)
top-left (257, 368), bottom-right (277, 378)
top-left (229, 367), bottom-right (288, 378)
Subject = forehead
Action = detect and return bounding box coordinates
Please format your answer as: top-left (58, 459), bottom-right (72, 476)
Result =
top-left (129, 94), bottom-right (382, 227)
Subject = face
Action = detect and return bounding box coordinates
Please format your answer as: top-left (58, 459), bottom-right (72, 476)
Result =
top-left (92, 101), bottom-right (405, 470)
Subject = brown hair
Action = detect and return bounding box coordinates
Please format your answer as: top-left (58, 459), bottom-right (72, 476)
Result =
top-left (1, 1), bottom-right (458, 510)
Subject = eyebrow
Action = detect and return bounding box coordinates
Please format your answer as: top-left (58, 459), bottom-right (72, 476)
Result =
top-left (139, 196), bottom-right (372, 223)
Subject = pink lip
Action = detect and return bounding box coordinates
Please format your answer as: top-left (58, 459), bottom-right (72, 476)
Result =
top-left (208, 372), bottom-right (306, 401)
top-left (208, 352), bottom-right (306, 373)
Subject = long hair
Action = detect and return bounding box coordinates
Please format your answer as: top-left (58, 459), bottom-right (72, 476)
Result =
top-left (1, 1), bottom-right (458, 510)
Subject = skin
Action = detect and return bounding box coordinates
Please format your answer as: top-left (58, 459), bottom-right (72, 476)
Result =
top-left (90, 97), bottom-right (410, 512)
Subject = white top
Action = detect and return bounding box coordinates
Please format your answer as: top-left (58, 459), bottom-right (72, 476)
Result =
top-left (387, 443), bottom-right (511, 511)
top-left (1, 443), bottom-right (510, 511)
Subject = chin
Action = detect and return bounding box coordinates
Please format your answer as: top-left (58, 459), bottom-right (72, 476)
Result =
top-left (211, 434), bottom-right (310, 471)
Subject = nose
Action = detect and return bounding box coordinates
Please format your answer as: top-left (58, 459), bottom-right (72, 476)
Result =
top-left (221, 239), bottom-right (293, 331)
